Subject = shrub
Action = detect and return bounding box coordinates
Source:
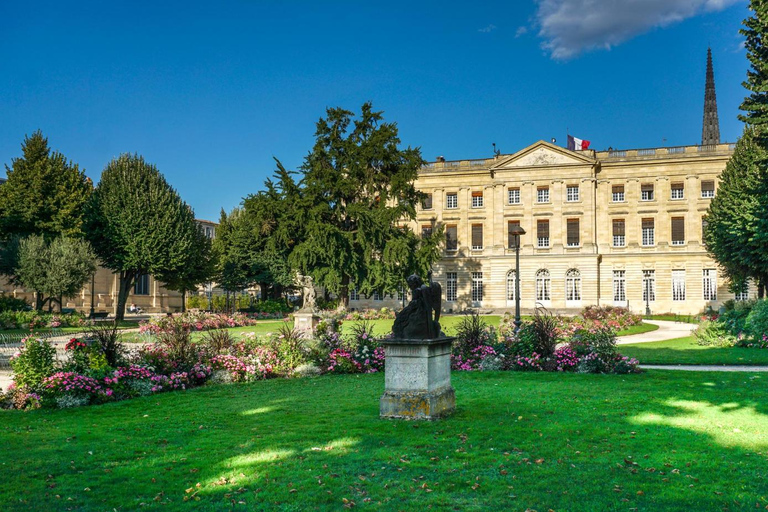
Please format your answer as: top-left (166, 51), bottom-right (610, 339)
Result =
top-left (198, 329), bottom-right (236, 356)
top-left (745, 299), bottom-right (768, 344)
top-left (88, 323), bottom-right (125, 367)
top-left (693, 320), bottom-right (736, 347)
top-left (720, 299), bottom-right (756, 336)
top-left (186, 294), bottom-right (209, 310)
top-left (63, 337), bottom-right (109, 374)
top-left (270, 325), bottom-right (310, 374)
top-left (294, 363), bottom-right (322, 378)
top-left (155, 318), bottom-right (199, 370)
top-left (42, 372), bottom-right (110, 405)
top-left (0, 295), bottom-right (30, 312)
top-left (569, 326), bottom-right (618, 360)
top-left (529, 307), bottom-right (560, 358)
top-left (9, 338), bottom-right (56, 391)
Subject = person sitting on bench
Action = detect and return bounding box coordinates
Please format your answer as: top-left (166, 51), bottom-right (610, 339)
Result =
top-left (128, 303), bottom-right (143, 314)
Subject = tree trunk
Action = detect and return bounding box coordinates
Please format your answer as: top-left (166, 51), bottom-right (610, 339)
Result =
top-left (115, 271), bottom-right (135, 322)
top-left (181, 289), bottom-right (187, 313)
top-left (339, 274), bottom-right (350, 309)
top-left (259, 283), bottom-right (268, 302)
top-left (34, 292), bottom-right (45, 311)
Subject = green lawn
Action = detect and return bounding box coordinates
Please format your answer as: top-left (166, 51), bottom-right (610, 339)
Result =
top-left (617, 322), bottom-right (659, 337)
top-left (646, 314), bottom-right (701, 324)
top-left (1, 370), bottom-right (766, 511)
top-left (621, 336), bottom-right (768, 366)
top-left (340, 315), bottom-right (503, 337)
top-left (0, 321), bottom-right (141, 337)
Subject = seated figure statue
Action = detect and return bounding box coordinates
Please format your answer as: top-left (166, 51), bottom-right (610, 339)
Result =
top-left (392, 273), bottom-right (444, 340)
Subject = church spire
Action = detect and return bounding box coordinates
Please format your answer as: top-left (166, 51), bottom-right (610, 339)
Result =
top-left (702, 47), bottom-right (720, 146)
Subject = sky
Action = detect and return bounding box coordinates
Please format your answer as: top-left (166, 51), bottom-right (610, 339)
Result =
top-left (0, 0), bottom-right (751, 222)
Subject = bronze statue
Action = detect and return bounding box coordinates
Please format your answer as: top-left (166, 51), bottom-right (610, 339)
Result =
top-left (392, 272), bottom-right (444, 339)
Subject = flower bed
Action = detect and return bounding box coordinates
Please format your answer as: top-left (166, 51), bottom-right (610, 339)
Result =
top-left (0, 311), bottom-right (91, 330)
top-left (139, 312), bottom-right (261, 335)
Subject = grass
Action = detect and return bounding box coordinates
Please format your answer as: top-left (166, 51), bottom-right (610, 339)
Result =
top-left (616, 322), bottom-right (659, 337)
top-left (0, 321), bottom-right (141, 337)
top-left (620, 336), bottom-right (768, 366)
top-left (1, 370), bottom-right (767, 511)
top-left (339, 315), bottom-right (503, 337)
top-left (646, 314), bottom-right (701, 324)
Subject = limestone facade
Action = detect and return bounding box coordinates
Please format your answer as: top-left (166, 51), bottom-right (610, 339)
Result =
top-left (351, 140), bottom-right (748, 315)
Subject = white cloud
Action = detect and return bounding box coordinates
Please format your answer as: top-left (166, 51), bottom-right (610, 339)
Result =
top-left (515, 26), bottom-right (528, 38)
top-left (479, 24), bottom-right (497, 33)
top-left (535, 0), bottom-right (741, 60)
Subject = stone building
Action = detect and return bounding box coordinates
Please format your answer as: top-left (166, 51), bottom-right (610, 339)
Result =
top-left (350, 50), bottom-right (751, 315)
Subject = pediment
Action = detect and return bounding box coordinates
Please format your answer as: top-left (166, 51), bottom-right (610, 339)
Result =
top-left (491, 140), bottom-right (595, 169)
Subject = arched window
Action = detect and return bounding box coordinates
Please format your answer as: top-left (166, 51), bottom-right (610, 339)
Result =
top-left (535, 269), bottom-right (550, 301)
top-left (565, 269), bottom-right (581, 301)
top-left (506, 270), bottom-right (518, 300)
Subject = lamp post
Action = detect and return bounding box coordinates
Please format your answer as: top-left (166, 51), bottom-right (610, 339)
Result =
top-left (89, 271), bottom-right (96, 318)
top-left (645, 278), bottom-right (651, 318)
top-left (509, 224), bottom-right (526, 334)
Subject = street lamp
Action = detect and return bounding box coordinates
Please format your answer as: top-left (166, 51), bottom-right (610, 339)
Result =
top-left (89, 271), bottom-right (96, 318)
top-left (509, 224), bottom-right (526, 334)
top-left (645, 277), bottom-right (651, 317)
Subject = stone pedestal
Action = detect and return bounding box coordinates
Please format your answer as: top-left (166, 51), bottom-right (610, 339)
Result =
top-left (293, 310), bottom-right (320, 336)
top-left (380, 337), bottom-right (456, 420)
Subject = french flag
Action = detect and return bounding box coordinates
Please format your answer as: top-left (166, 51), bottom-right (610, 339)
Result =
top-left (567, 134), bottom-right (590, 151)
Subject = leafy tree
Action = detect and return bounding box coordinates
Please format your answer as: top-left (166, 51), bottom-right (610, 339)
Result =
top-left (288, 103), bottom-right (443, 307)
top-left (740, 0), bottom-right (768, 135)
top-left (159, 224), bottom-right (216, 312)
top-left (0, 131), bottom-right (92, 240)
top-left (84, 154), bottom-right (199, 320)
top-left (7, 235), bottom-right (96, 311)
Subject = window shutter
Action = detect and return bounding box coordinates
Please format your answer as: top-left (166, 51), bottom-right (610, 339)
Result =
top-left (701, 181), bottom-right (714, 193)
top-left (537, 220), bottom-right (549, 238)
top-left (472, 224), bottom-right (483, 248)
top-left (671, 217), bottom-right (685, 243)
top-left (507, 220), bottom-right (520, 248)
top-left (567, 219), bottom-right (579, 246)
top-left (642, 218), bottom-right (654, 230)
top-left (422, 194), bottom-right (432, 209)
top-left (641, 184), bottom-right (653, 194)
top-left (613, 219), bottom-right (625, 236)
top-left (446, 225), bottom-right (457, 250)
top-left (612, 185), bottom-right (624, 194)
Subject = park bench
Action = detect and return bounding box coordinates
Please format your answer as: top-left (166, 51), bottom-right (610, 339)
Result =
top-left (89, 312), bottom-right (110, 320)
top-left (61, 308), bottom-right (76, 314)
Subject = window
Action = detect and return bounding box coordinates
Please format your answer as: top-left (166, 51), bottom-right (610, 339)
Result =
top-left (508, 187), bottom-right (520, 205)
top-left (702, 217), bottom-right (708, 241)
top-left (471, 272), bottom-right (483, 302)
top-left (735, 281), bottom-right (750, 301)
top-left (537, 219), bottom-right (550, 248)
top-left (701, 180), bottom-right (715, 198)
top-left (372, 290), bottom-right (382, 301)
top-left (641, 218), bottom-right (655, 246)
top-left (446, 273), bottom-right (457, 302)
top-left (507, 220), bottom-right (521, 249)
top-left (205, 226), bottom-right (213, 238)
top-left (537, 187), bottom-right (550, 203)
top-left (612, 185), bottom-right (625, 202)
top-left (613, 270), bottom-right (626, 302)
top-left (566, 185), bottom-right (580, 202)
top-left (612, 219), bottom-right (626, 247)
top-left (642, 270), bottom-right (656, 302)
top-left (672, 269), bottom-right (686, 301)
top-left (506, 270), bottom-right (518, 301)
top-left (671, 217), bottom-right (685, 245)
top-left (565, 269), bottom-right (581, 301)
top-left (671, 182), bottom-right (685, 200)
top-left (446, 192), bottom-right (458, 209)
top-left (471, 191), bottom-right (484, 208)
top-left (641, 183), bottom-right (654, 201)
top-left (421, 224), bottom-right (433, 239)
top-left (471, 224), bottom-right (483, 250)
top-left (445, 225), bottom-right (458, 250)
top-left (567, 219), bottom-right (580, 247)
top-left (349, 288), bottom-right (360, 301)
top-left (536, 269), bottom-right (551, 301)
top-left (422, 193), bottom-right (433, 210)
top-left (134, 274), bottom-right (150, 295)
top-left (703, 269), bottom-right (717, 301)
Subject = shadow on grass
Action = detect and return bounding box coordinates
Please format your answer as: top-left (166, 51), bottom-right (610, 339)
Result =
top-left (621, 338), bottom-right (768, 366)
top-left (1, 371), bottom-right (767, 511)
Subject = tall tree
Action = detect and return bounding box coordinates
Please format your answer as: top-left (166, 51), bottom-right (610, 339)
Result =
top-left (8, 235), bottom-right (96, 310)
top-left (0, 131), bottom-right (92, 240)
top-left (704, 127), bottom-right (768, 295)
top-left (288, 103), bottom-right (443, 307)
top-left (84, 154), bottom-right (199, 320)
top-left (740, 0), bottom-right (768, 136)
top-left (159, 224), bottom-right (216, 312)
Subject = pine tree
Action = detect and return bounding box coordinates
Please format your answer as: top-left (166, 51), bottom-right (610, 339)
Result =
top-left (288, 103), bottom-right (443, 307)
top-left (739, 0), bottom-right (768, 136)
top-left (704, 127), bottom-right (768, 296)
top-left (84, 154), bottom-right (199, 320)
top-left (0, 131), bottom-right (92, 240)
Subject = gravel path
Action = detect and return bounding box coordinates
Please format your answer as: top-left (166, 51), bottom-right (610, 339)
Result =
top-left (616, 320), bottom-right (696, 345)
top-left (641, 364), bottom-right (768, 372)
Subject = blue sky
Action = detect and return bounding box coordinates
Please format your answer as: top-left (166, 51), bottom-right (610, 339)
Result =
top-left (0, 0), bottom-right (750, 221)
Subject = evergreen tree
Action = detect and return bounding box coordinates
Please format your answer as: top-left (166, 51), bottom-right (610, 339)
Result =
top-left (0, 131), bottom-right (92, 240)
top-left (84, 154), bottom-right (199, 320)
top-left (288, 103), bottom-right (443, 307)
top-left (705, 127), bottom-right (768, 296)
top-left (8, 235), bottom-right (96, 311)
top-left (740, 0), bottom-right (768, 136)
